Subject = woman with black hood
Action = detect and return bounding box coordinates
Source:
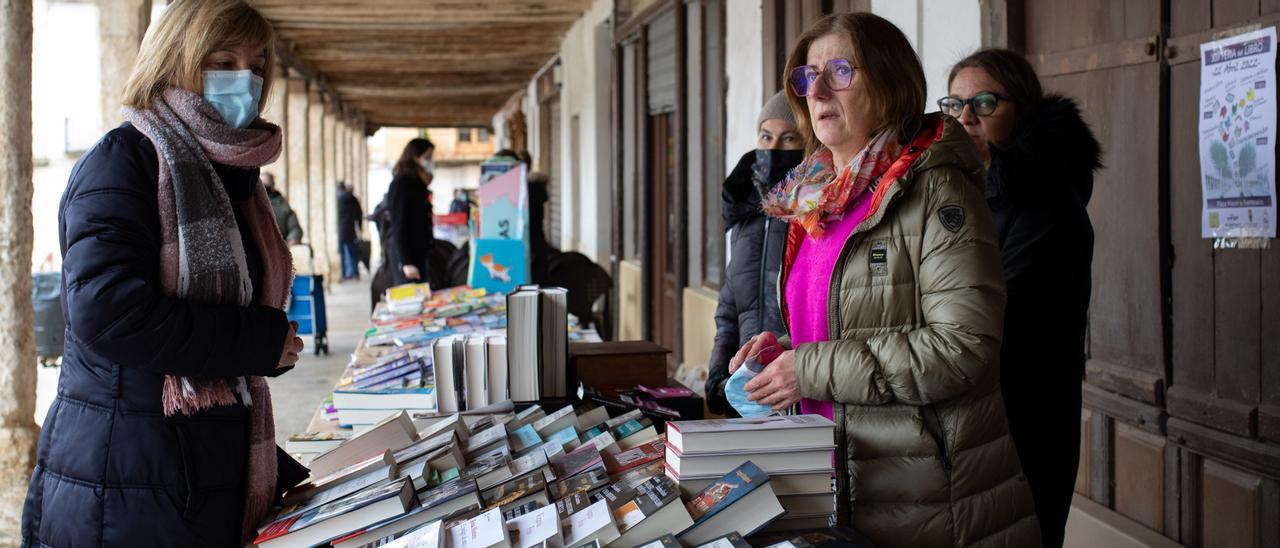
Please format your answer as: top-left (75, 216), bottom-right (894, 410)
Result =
top-left (941, 49), bottom-right (1102, 548)
top-left (704, 91), bottom-right (805, 415)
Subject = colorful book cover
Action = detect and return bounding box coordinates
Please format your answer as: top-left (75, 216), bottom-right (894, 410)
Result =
top-left (550, 467), bottom-right (610, 500)
top-left (468, 238), bottom-right (528, 295)
top-left (548, 425), bottom-right (580, 448)
top-left (612, 419), bottom-right (649, 440)
top-left (604, 438), bottom-right (665, 475)
top-left (511, 424), bottom-right (543, 453)
top-left (685, 461), bottom-right (769, 524)
top-left (580, 425), bottom-right (608, 443)
top-left (482, 471), bottom-right (547, 509)
top-left (477, 164), bottom-right (527, 239)
top-left (255, 478), bottom-right (410, 543)
top-left (550, 444), bottom-right (604, 479)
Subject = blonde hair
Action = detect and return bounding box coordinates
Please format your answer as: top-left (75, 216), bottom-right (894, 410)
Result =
top-left (784, 13), bottom-right (926, 152)
top-left (122, 0), bottom-right (276, 111)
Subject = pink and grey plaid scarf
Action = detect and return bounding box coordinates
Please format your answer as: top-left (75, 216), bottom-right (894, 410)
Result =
top-left (123, 87), bottom-right (292, 539)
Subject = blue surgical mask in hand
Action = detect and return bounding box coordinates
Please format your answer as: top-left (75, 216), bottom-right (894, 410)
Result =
top-left (726, 345), bottom-right (783, 418)
top-left (203, 70), bottom-right (263, 129)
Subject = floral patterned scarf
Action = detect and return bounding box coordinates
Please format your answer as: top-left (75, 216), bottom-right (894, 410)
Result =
top-left (761, 130), bottom-right (898, 236)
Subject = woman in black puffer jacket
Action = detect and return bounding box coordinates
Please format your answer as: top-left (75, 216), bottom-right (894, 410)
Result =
top-left (943, 48), bottom-right (1102, 548)
top-left (704, 92), bottom-right (805, 415)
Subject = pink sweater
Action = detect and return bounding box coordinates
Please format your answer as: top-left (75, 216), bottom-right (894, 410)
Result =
top-left (784, 190), bottom-right (875, 420)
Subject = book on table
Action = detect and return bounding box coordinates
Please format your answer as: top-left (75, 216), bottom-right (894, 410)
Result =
top-left (254, 477), bottom-right (417, 548)
top-left (549, 466), bottom-right (611, 501)
top-left (550, 444), bottom-right (604, 480)
top-left (282, 450), bottom-right (398, 508)
top-left (330, 477), bottom-right (483, 548)
top-left (447, 507), bottom-right (512, 548)
top-left (505, 503), bottom-right (563, 548)
top-left (693, 531), bottom-right (752, 548)
top-left (307, 410), bottom-right (419, 479)
top-left (607, 475), bottom-right (695, 547)
top-left (603, 437), bottom-right (664, 476)
top-left (664, 444), bottom-right (834, 477)
top-left (286, 431), bottom-right (354, 455)
top-left (506, 286), bottom-right (568, 401)
top-left (464, 335), bottom-right (490, 409)
top-left (676, 461), bottom-right (786, 546)
top-left (665, 414), bottom-right (836, 455)
top-left (332, 385), bottom-right (437, 412)
top-left (339, 407), bottom-right (438, 427)
top-left (669, 467), bottom-right (833, 498)
top-left (634, 534), bottom-right (681, 548)
top-left (432, 337), bottom-right (466, 413)
top-left (561, 498), bottom-right (620, 548)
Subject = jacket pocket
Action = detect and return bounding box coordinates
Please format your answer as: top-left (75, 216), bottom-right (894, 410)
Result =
top-left (170, 422), bottom-right (203, 519)
top-left (921, 404), bottom-right (953, 472)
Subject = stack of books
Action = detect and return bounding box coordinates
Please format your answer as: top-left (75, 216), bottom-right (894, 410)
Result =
top-left (664, 415), bottom-right (837, 533)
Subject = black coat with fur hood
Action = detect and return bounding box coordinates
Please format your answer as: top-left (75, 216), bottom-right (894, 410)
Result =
top-left (986, 93), bottom-right (1100, 392)
top-left (986, 93), bottom-right (1101, 545)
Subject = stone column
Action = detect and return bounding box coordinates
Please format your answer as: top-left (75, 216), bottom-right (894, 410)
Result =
top-left (0, 0), bottom-right (39, 541)
top-left (285, 70), bottom-right (310, 248)
top-left (307, 88), bottom-right (329, 278)
top-left (98, 0), bottom-right (151, 132)
top-left (262, 63), bottom-right (288, 192)
top-left (322, 100), bottom-right (340, 279)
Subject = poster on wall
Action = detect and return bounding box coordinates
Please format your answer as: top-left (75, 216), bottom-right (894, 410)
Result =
top-left (1199, 26), bottom-right (1278, 241)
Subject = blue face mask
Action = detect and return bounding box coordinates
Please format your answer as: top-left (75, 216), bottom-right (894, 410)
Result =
top-left (203, 70), bottom-right (263, 129)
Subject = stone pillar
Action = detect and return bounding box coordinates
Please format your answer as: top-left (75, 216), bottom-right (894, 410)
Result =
top-left (98, 0), bottom-right (151, 132)
top-left (307, 88), bottom-right (329, 278)
top-left (0, 0), bottom-right (39, 541)
top-left (322, 100), bottom-right (340, 279)
top-left (285, 70), bottom-right (310, 248)
top-left (262, 63), bottom-right (288, 192)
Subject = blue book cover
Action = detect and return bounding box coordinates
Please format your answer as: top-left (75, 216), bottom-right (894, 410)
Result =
top-left (352, 354), bottom-right (415, 383)
top-left (613, 419), bottom-right (646, 440)
top-left (548, 426), bottom-right (579, 448)
top-left (468, 238), bottom-right (528, 295)
top-left (685, 461), bottom-right (770, 525)
top-left (579, 425), bottom-right (607, 443)
top-left (510, 424), bottom-right (542, 453)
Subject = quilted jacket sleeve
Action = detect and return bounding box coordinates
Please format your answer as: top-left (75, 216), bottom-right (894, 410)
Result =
top-left (794, 165), bottom-right (1006, 406)
top-left (60, 132), bottom-right (289, 378)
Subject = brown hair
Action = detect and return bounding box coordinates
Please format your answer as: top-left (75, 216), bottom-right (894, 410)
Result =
top-left (393, 138), bottom-right (435, 179)
top-left (947, 48), bottom-right (1044, 125)
top-left (122, 0), bottom-right (276, 112)
top-left (784, 12), bottom-right (926, 152)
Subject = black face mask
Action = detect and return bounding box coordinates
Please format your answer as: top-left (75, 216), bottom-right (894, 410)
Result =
top-left (752, 149), bottom-right (805, 196)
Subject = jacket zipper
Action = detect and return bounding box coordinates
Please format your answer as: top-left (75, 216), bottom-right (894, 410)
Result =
top-left (824, 178), bottom-right (908, 527)
top-left (758, 218), bottom-right (770, 332)
top-left (827, 230), bottom-right (859, 528)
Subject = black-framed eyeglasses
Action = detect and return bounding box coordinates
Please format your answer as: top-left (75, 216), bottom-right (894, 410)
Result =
top-left (937, 92), bottom-right (1014, 117)
top-left (788, 58), bottom-right (857, 97)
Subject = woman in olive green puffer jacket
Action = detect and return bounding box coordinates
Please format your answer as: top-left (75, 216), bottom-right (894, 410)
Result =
top-left (736, 12), bottom-right (1040, 547)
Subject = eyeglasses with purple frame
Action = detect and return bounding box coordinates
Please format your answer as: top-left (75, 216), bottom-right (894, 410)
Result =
top-left (788, 58), bottom-right (858, 97)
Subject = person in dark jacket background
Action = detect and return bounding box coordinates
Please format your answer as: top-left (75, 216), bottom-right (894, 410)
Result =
top-left (386, 137), bottom-right (436, 286)
top-left (261, 172), bottom-right (302, 244)
top-left (337, 180), bottom-right (363, 280)
top-left (23, 1), bottom-right (308, 545)
top-left (943, 48), bottom-right (1100, 548)
top-left (704, 91), bottom-right (805, 415)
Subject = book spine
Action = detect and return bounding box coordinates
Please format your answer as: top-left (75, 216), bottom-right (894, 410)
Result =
top-left (351, 355), bottom-right (412, 382)
top-left (352, 360), bottom-right (425, 389)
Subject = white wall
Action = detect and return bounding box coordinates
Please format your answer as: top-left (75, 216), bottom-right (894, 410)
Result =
top-left (872, 0), bottom-right (982, 110)
top-left (724, 0), bottom-right (764, 172)
top-left (556, 0), bottom-right (614, 262)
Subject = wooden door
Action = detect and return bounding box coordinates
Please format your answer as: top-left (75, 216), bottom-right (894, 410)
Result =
top-left (647, 112), bottom-right (679, 368)
top-left (1021, 1), bottom-right (1280, 544)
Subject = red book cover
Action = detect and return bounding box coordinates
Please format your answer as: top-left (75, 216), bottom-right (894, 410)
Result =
top-left (254, 515), bottom-right (302, 543)
top-left (603, 437), bottom-right (664, 475)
